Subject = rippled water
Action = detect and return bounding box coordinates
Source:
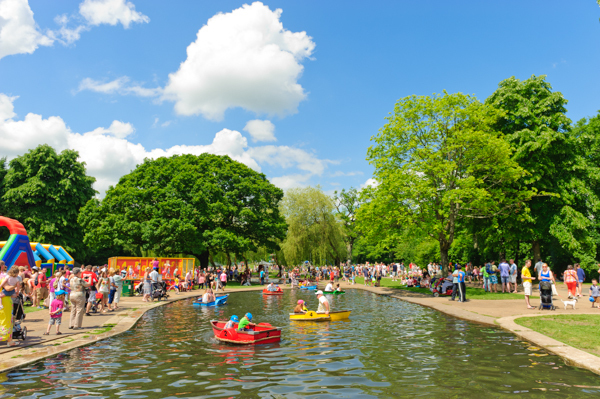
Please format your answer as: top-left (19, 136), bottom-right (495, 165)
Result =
top-left (3, 290), bottom-right (600, 398)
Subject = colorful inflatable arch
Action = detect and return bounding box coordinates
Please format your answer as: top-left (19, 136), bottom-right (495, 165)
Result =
top-left (0, 216), bottom-right (74, 274)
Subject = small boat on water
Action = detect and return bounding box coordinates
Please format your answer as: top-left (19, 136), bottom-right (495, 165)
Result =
top-left (289, 310), bottom-right (351, 321)
top-left (262, 289), bottom-right (283, 295)
top-left (299, 285), bottom-right (317, 290)
top-left (210, 320), bottom-right (282, 345)
top-left (193, 294), bottom-right (229, 307)
top-left (323, 291), bottom-right (345, 295)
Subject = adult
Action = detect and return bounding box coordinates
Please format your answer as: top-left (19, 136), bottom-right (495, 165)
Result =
top-left (521, 260), bottom-right (536, 309)
top-left (538, 263), bottom-right (557, 296)
top-left (498, 259), bottom-right (511, 293)
top-left (142, 267), bottom-right (152, 302)
top-left (482, 262), bottom-right (490, 292)
top-left (450, 268), bottom-right (460, 301)
top-left (149, 266), bottom-right (159, 295)
top-left (0, 269), bottom-right (19, 347)
top-left (68, 267), bottom-right (88, 329)
top-left (32, 267), bottom-right (48, 309)
top-left (260, 268), bottom-right (265, 285)
top-left (315, 290), bottom-right (330, 315)
top-left (509, 259), bottom-right (518, 293)
top-left (456, 265), bottom-right (466, 302)
top-left (219, 270), bottom-right (227, 292)
top-left (202, 288), bottom-right (215, 303)
top-left (325, 281), bottom-right (334, 292)
top-left (575, 264), bottom-right (585, 297)
top-left (151, 258), bottom-right (160, 270)
top-left (534, 258), bottom-right (544, 278)
top-left (109, 269), bottom-right (123, 311)
top-left (563, 265), bottom-right (578, 299)
top-left (489, 261), bottom-right (499, 293)
top-left (98, 270), bottom-right (110, 313)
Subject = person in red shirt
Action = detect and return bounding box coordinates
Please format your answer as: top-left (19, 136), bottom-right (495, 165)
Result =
top-left (81, 265), bottom-right (98, 316)
top-left (33, 267), bottom-right (48, 308)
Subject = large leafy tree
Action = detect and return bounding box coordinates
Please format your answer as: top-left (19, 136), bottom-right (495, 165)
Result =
top-left (333, 187), bottom-right (361, 264)
top-left (79, 154), bottom-right (287, 267)
top-left (360, 92), bottom-right (529, 274)
top-left (280, 186), bottom-right (347, 266)
top-left (2, 145), bottom-right (97, 256)
top-left (486, 75), bottom-right (600, 269)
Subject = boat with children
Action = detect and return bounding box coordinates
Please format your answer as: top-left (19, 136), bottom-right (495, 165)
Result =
top-left (210, 320), bottom-right (282, 344)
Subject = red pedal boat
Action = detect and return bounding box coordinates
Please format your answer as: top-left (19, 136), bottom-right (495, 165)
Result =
top-left (262, 289), bottom-right (283, 295)
top-left (210, 320), bottom-right (282, 345)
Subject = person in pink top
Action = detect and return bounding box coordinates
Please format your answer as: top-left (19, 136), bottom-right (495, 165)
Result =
top-left (563, 265), bottom-right (578, 298)
top-left (45, 290), bottom-right (65, 335)
top-left (219, 270), bottom-right (227, 292)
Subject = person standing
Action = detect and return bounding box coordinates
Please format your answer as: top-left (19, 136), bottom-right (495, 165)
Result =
top-left (509, 259), bottom-right (518, 293)
top-left (450, 267), bottom-right (459, 301)
top-left (482, 262), bottom-right (491, 292)
top-left (260, 268), bottom-right (265, 285)
top-left (82, 265), bottom-right (98, 316)
top-left (575, 264), bottom-right (585, 297)
top-left (142, 267), bottom-right (152, 302)
top-left (457, 265), bottom-right (466, 302)
top-left (521, 260), bottom-right (536, 309)
top-left (44, 290), bottom-right (65, 335)
top-left (498, 259), bottom-right (510, 293)
top-left (534, 258), bottom-right (544, 278)
top-left (33, 267), bottom-right (48, 309)
top-left (563, 265), bottom-right (578, 298)
top-left (68, 267), bottom-right (88, 329)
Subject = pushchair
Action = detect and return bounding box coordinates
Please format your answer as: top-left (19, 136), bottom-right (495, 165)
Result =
top-left (12, 293), bottom-right (27, 341)
top-left (539, 281), bottom-right (556, 310)
top-left (150, 282), bottom-right (169, 302)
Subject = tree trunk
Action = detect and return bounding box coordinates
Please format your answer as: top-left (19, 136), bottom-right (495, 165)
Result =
top-left (199, 249), bottom-right (210, 269)
top-left (532, 240), bottom-right (541, 263)
top-left (209, 252), bottom-right (216, 268)
top-left (277, 264), bottom-right (282, 277)
top-left (347, 242), bottom-right (352, 265)
top-left (440, 242), bottom-right (450, 275)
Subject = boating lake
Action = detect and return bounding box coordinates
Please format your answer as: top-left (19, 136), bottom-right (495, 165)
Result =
top-left (3, 289), bottom-right (600, 398)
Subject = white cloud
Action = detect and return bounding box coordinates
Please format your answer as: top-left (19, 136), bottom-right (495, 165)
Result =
top-left (243, 119), bottom-right (276, 142)
top-left (78, 76), bottom-right (162, 97)
top-left (329, 170), bottom-right (363, 177)
top-left (361, 178), bottom-right (378, 189)
top-left (162, 1), bottom-right (315, 121)
top-left (79, 0), bottom-right (149, 29)
top-left (0, 0), bottom-right (53, 59)
top-left (0, 94), bottom-right (330, 195)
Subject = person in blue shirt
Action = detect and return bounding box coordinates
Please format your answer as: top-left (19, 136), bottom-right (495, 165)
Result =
top-left (576, 263), bottom-right (586, 297)
top-left (457, 265), bottom-right (466, 302)
top-left (260, 269), bottom-right (265, 285)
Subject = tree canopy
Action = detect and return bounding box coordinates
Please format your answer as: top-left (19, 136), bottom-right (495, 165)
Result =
top-left (2, 145), bottom-right (96, 256)
top-left (78, 153), bottom-right (287, 267)
top-left (360, 92), bottom-right (530, 273)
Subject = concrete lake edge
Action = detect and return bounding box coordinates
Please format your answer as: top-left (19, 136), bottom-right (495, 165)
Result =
top-left (0, 283), bottom-right (598, 377)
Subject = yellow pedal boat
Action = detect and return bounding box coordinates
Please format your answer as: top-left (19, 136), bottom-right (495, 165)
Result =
top-left (289, 310), bottom-right (351, 322)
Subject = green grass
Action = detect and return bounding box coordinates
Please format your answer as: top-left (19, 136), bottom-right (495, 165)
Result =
top-left (355, 277), bottom-right (528, 299)
top-left (23, 305), bottom-right (44, 314)
top-left (91, 323), bottom-right (116, 335)
top-left (515, 315), bottom-right (600, 357)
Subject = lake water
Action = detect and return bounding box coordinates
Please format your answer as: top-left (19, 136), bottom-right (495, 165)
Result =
top-left (3, 290), bottom-right (600, 398)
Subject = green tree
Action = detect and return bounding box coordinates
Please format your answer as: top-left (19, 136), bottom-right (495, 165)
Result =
top-left (361, 92), bottom-right (530, 274)
top-left (79, 154), bottom-right (287, 267)
top-left (333, 187), bottom-right (361, 264)
top-left (280, 186), bottom-right (347, 266)
top-left (2, 145), bottom-right (96, 256)
top-left (486, 75), bottom-right (600, 270)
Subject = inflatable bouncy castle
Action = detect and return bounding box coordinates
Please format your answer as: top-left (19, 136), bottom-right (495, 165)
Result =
top-left (0, 216), bottom-right (74, 274)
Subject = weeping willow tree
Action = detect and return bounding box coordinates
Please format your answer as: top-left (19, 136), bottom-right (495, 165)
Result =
top-left (280, 186), bottom-right (347, 266)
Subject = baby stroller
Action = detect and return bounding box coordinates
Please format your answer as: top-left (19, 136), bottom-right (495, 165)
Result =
top-left (539, 281), bottom-right (556, 310)
top-left (12, 293), bottom-right (27, 341)
top-left (151, 282), bottom-right (169, 302)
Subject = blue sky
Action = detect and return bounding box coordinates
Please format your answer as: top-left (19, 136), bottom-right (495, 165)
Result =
top-left (0, 0), bottom-right (599, 196)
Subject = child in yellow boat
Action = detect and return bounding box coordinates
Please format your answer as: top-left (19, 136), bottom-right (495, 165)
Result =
top-left (238, 313), bottom-right (254, 331)
top-left (294, 300), bottom-right (308, 314)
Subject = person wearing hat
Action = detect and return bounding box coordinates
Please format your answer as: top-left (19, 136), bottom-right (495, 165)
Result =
top-left (224, 315), bottom-right (239, 329)
top-left (238, 313), bottom-right (254, 331)
top-left (315, 290), bottom-right (330, 315)
top-left (294, 300), bottom-right (307, 314)
top-left (44, 289), bottom-right (66, 335)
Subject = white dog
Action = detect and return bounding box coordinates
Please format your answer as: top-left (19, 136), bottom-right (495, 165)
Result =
top-left (560, 298), bottom-right (578, 310)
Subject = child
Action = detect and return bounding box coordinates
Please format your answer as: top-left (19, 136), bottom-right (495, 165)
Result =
top-left (0, 266), bottom-right (20, 309)
top-left (45, 289), bottom-right (65, 335)
top-left (224, 315), bottom-right (238, 329)
top-left (589, 279), bottom-right (600, 308)
top-left (173, 276), bottom-right (180, 294)
top-left (294, 299), bottom-right (308, 314)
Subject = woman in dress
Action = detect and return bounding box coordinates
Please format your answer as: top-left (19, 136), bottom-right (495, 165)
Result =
top-left (0, 268), bottom-right (20, 346)
top-left (142, 267), bottom-right (152, 302)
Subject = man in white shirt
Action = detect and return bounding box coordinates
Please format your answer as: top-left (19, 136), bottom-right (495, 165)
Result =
top-left (149, 267), bottom-right (159, 294)
top-left (325, 282), bottom-right (334, 292)
top-left (315, 290), bottom-right (330, 315)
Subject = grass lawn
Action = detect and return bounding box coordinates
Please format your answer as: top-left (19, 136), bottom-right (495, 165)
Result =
top-left (514, 314), bottom-right (600, 357)
top-left (355, 277), bottom-right (528, 299)
top-left (23, 305), bottom-right (44, 314)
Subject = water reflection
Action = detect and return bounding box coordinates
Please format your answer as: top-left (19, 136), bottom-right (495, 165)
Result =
top-left (3, 290), bottom-right (600, 398)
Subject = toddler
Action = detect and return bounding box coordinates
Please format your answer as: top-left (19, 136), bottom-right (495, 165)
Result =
top-left (589, 279), bottom-right (600, 308)
top-left (45, 289), bottom-right (66, 335)
top-left (0, 267), bottom-right (20, 309)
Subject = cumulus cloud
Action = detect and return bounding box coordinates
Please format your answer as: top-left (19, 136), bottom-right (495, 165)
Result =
top-left (0, 0), bottom-right (53, 59)
top-left (78, 76), bottom-right (162, 97)
top-left (162, 1), bottom-right (315, 121)
top-left (329, 170), bottom-right (363, 177)
top-left (0, 94), bottom-right (329, 195)
top-left (361, 178), bottom-right (379, 189)
top-left (243, 119), bottom-right (276, 142)
top-left (79, 0), bottom-right (149, 28)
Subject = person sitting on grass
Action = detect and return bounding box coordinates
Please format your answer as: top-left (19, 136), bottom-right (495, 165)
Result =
top-left (44, 289), bottom-right (65, 335)
top-left (238, 313), bottom-right (254, 331)
top-left (590, 279), bottom-right (600, 308)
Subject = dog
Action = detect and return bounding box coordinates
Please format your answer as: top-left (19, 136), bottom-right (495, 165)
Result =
top-left (560, 298), bottom-right (578, 310)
